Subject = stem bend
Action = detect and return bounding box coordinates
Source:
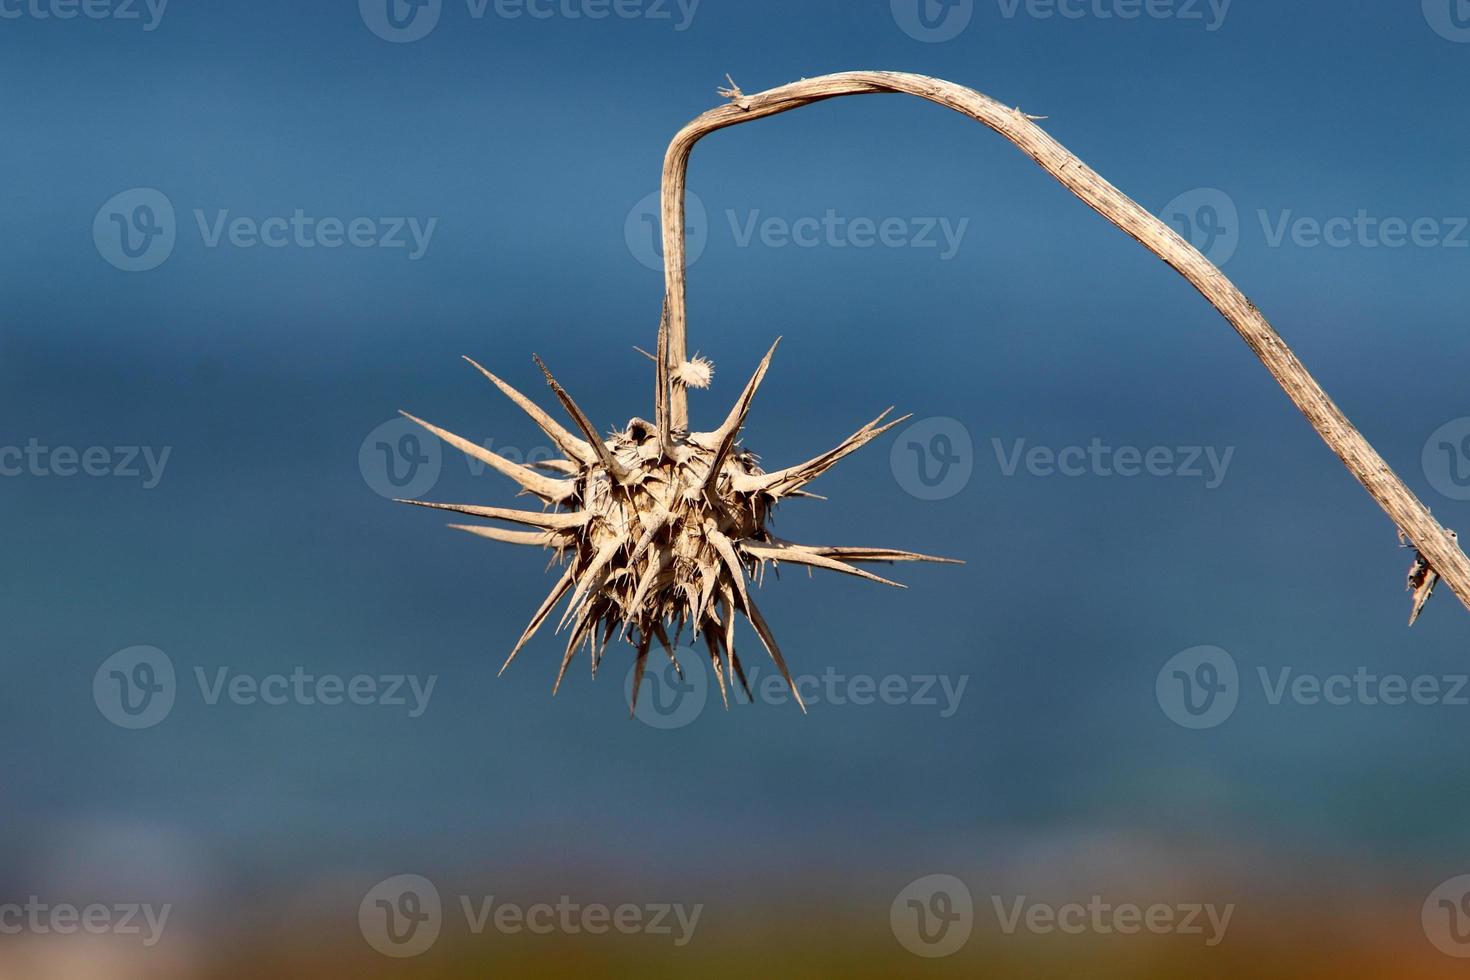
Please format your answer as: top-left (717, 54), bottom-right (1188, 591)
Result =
top-left (657, 71), bottom-right (1470, 618)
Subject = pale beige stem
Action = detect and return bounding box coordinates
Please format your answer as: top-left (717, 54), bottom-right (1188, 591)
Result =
top-left (657, 70), bottom-right (1470, 618)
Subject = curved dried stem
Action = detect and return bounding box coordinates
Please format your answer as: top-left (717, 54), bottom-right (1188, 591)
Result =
top-left (657, 70), bottom-right (1470, 620)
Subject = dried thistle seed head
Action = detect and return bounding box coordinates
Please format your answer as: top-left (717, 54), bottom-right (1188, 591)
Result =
top-left (398, 327), bottom-right (961, 715)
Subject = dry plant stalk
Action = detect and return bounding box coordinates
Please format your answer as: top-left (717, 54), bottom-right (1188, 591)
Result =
top-left (398, 72), bottom-right (1469, 717)
top-left (660, 71), bottom-right (1470, 625)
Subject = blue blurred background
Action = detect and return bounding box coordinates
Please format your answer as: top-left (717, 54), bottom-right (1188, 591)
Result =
top-left (4, 1), bottom-right (1470, 975)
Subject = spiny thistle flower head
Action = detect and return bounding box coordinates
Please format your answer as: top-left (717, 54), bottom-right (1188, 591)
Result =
top-left (399, 322), bottom-right (959, 713)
